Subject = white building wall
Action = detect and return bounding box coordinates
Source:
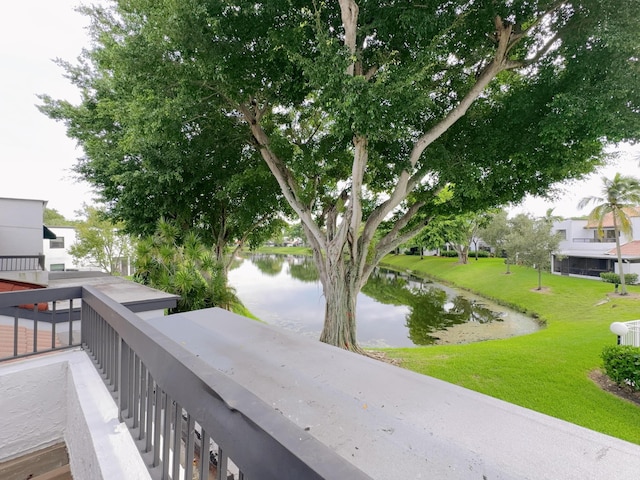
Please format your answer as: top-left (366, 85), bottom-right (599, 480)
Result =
top-left (43, 226), bottom-right (102, 272)
top-left (0, 350), bottom-right (150, 479)
top-left (0, 197), bottom-right (46, 256)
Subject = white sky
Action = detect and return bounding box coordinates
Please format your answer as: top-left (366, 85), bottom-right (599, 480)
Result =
top-left (1, 0), bottom-right (94, 220)
top-left (1, 1), bottom-right (638, 221)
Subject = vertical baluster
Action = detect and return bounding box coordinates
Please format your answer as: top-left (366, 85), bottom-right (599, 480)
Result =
top-left (68, 298), bottom-right (74, 346)
top-left (172, 401), bottom-right (182, 480)
top-left (128, 348), bottom-right (135, 418)
top-left (51, 300), bottom-right (57, 350)
top-left (97, 315), bottom-right (103, 369)
top-left (119, 341), bottom-right (130, 420)
top-left (32, 303), bottom-right (38, 353)
top-left (162, 394), bottom-right (172, 479)
top-left (184, 414), bottom-right (195, 480)
top-left (199, 427), bottom-right (208, 480)
top-left (153, 386), bottom-right (162, 467)
top-left (139, 365), bottom-right (148, 441)
top-left (133, 355), bottom-right (141, 429)
top-left (217, 447), bottom-right (227, 480)
top-left (146, 377), bottom-right (154, 453)
top-left (13, 309), bottom-right (18, 357)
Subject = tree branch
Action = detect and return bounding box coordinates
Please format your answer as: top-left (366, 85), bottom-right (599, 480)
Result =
top-left (338, 0), bottom-right (359, 76)
top-left (237, 102), bottom-right (327, 249)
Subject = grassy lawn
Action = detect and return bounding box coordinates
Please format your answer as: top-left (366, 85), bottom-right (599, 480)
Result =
top-left (380, 255), bottom-right (640, 445)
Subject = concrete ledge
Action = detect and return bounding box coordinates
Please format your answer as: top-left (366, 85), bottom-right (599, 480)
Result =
top-left (149, 308), bottom-right (640, 480)
top-left (0, 350), bottom-right (150, 479)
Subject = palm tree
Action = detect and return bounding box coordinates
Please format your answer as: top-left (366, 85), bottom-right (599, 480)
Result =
top-left (578, 173), bottom-right (640, 295)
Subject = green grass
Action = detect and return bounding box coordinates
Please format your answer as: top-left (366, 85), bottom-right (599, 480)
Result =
top-left (380, 255), bottom-right (640, 444)
top-left (254, 246), bottom-right (312, 256)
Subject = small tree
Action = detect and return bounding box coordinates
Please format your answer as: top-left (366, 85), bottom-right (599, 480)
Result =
top-left (502, 213), bottom-right (562, 289)
top-left (69, 205), bottom-right (134, 274)
top-left (477, 210), bottom-right (510, 258)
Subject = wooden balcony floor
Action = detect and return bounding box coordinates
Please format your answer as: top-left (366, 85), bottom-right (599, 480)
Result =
top-left (0, 442), bottom-right (71, 480)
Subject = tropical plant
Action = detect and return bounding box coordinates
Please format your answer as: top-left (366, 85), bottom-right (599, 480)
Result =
top-left (578, 173), bottom-right (640, 295)
top-left (134, 219), bottom-right (239, 312)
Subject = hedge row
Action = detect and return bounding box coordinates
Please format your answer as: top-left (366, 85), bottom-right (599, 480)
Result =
top-left (600, 272), bottom-right (639, 285)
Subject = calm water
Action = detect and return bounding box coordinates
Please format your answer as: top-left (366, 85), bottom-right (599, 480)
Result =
top-left (228, 254), bottom-right (541, 348)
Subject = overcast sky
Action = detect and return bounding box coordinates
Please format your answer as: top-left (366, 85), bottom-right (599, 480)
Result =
top-left (2, 1), bottom-right (638, 221)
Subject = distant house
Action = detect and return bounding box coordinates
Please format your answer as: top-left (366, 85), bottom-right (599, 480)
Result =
top-left (0, 197), bottom-right (50, 286)
top-left (43, 225), bottom-right (133, 275)
top-left (43, 226), bottom-right (100, 272)
top-left (551, 207), bottom-right (640, 279)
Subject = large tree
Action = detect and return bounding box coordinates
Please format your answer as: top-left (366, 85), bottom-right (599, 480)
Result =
top-left (45, 0), bottom-right (639, 351)
top-left (40, 24), bottom-right (285, 276)
top-left (578, 173), bottom-right (640, 295)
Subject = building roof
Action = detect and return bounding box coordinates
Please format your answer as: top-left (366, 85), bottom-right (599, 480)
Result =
top-left (585, 206), bottom-right (640, 228)
top-left (48, 271), bottom-right (179, 311)
top-left (606, 240), bottom-right (640, 258)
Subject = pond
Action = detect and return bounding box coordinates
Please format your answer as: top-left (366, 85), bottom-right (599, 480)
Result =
top-left (228, 254), bottom-right (541, 348)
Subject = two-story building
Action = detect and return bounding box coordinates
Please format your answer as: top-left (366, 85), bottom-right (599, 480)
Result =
top-left (42, 225), bottom-right (106, 273)
top-left (551, 207), bottom-right (640, 279)
top-left (0, 197), bottom-right (51, 286)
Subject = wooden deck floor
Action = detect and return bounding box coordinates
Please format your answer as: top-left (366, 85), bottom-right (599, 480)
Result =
top-left (0, 442), bottom-right (72, 480)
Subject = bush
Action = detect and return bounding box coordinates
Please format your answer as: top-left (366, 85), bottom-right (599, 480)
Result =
top-left (600, 272), bottom-right (639, 285)
top-left (601, 345), bottom-right (640, 391)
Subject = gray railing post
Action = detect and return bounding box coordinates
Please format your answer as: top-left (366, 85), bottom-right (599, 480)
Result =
top-left (119, 339), bottom-right (130, 422)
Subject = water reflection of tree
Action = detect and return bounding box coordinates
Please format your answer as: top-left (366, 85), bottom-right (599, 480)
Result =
top-left (252, 254), bottom-right (284, 276)
top-left (288, 259), bottom-right (319, 283)
top-left (228, 256), bottom-right (244, 271)
top-left (364, 271), bottom-right (501, 345)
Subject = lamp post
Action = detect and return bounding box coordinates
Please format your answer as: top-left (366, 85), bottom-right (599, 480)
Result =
top-left (610, 322), bottom-right (629, 345)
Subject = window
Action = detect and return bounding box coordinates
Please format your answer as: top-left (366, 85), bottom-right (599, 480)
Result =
top-left (603, 230), bottom-right (616, 241)
top-left (556, 229), bottom-right (567, 240)
top-left (50, 263), bottom-right (65, 271)
top-left (50, 237), bottom-right (65, 249)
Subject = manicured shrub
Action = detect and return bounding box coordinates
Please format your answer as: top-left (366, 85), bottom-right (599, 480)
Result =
top-left (600, 272), bottom-right (639, 285)
top-left (601, 345), bottom-right (640, 391)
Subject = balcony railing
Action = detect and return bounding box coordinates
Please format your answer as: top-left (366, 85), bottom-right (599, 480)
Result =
top-left (0, 286), bottom-right (370, 480)
top-left (0, 255), bottom-right (45, 272)
top-left (572, 238), bottom-right (615, 243)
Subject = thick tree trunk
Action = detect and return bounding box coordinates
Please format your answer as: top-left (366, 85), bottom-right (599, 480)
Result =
top-left (318, 254), bottom-right (363, 353)
top-left (456, 246), bottom-right (469, 264)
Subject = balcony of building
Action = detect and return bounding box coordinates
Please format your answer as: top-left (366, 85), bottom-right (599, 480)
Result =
top-left (1, 282), bottom-right (640, 479)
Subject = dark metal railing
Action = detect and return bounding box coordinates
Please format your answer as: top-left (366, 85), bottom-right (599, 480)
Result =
top-left (0, 286), bottom-right (370, 480)
top-left (571, 238), bottom-right (614, 243)
top-left (0, 255), bottom-right (45, 271)
top-left (0, 286), bottom-right (82, 360)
